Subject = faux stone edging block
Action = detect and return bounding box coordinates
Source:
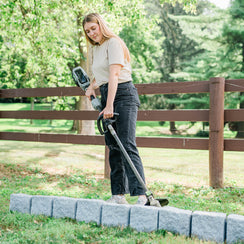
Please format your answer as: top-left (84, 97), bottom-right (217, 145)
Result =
top-left (191, 211), bottom-right (226, 243)
top-left (226, 214), bottom-right (244, 244)
top-left (9, 194), bottom-right (244, 244)
top-left (52, 196), bottom-right (77, 219)
top-left (76, 199), bottom-right (104, 225)
top-left (9, 193), bottom-right (32, 214)
top-left (158, 206), bottom-right (192, 236)
top-left (130, 205), bottom-right (159, 232)
top-left (101, 203), bottom-right (131, 227)
top-left (31, 195), bottom-right (55, 217)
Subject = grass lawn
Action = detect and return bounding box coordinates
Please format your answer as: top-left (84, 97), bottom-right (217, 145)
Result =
top-left (0, 141), bottom-right (243, 243)
top-left (0, 103), bottom-right (243, 243)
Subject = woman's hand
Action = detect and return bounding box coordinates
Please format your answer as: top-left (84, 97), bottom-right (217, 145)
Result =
top-left (100, 105), bottom-right (114, 119)
top-left (85, 81), bottom-right (97, 101)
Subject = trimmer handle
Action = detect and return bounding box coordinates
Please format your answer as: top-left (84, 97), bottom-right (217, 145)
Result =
top-left (72, 66), bottom-right (102, 111)
top-left (90, 95), bottom-right (102, 112)
top-left (97, 113), bottom-right (119, 135)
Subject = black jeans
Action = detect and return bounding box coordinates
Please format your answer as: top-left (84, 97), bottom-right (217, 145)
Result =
top-left (100, 81), bottom-right (146, 196)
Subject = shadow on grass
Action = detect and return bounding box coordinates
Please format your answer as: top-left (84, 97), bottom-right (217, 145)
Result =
top-left (145, 165), bottom-right (196, 177)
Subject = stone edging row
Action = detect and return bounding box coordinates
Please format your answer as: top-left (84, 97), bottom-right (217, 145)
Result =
top-left (9, 194), bottom-right (244, 243)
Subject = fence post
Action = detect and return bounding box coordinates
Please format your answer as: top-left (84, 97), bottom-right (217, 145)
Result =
top-left (104, 146), bottom-right (110, 179)
top-left (209, 77), bottom-right (225, 188)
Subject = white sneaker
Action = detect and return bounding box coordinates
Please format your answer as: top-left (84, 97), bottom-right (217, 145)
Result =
top-left (136, 195), bottom-right (147, 205)
top-left (106, 195), bottom-right (128, 204)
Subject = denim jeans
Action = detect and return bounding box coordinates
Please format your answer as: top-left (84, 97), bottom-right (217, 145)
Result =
top-left (100, 81), bottom-right (146, 196)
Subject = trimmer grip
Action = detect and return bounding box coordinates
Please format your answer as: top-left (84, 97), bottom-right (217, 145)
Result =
top-left (97, 114), bottom-right (107, 135)
top-left (97, 113), bottom-right (119, 135)
top-left (90, 96), bottom-right (102, 112)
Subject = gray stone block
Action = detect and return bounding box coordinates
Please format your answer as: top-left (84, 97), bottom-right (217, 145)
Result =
top-left (101, 203), bottom-right (131, 227)
top-left (226, 214), bottom-right (244, 244)
top-left (76, 199), bottom-right (104, 225)
top-left (191, 211), bottom-right (226, 243)
top-left (31, 195), bottom-right (55, 217)
top-left (158, 206), bottom-right (192, 236)
top-left (130, 205), bottom-right (159, 232)
top-left (52, 197), bottom-right (77, 219)
top-left (9, 194), bottom-right (32, 214)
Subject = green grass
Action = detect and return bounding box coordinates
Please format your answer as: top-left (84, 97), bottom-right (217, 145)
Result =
top-left (0, 141), bottom-right (243, 243)
top-left (0, 103), bottom-right (243, 243)
top-left (0, 212), bottom-right (211, 243)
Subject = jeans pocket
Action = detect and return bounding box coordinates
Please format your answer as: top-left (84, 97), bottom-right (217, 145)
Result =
top-left (116, 83), bottom-right (140, 106)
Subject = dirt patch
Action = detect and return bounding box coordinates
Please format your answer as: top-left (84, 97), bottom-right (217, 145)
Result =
top-left (0, 163), bottom-right (54, 181)
top-left (0, 164), bottom-right (29, 178)
top-left (44, 151), bottom-right (61, 157)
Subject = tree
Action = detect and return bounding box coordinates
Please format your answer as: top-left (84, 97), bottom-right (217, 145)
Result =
top-left (119, 11), bottom-right (163, 84)
top-left (222, 0), bottom-right (244, 138)
top-left (170, 0), bottom-right (244, 137)
top-left (137, 0), bottom-right (205, 134)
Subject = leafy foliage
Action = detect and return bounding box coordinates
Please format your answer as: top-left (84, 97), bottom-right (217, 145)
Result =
top-left (0, 0), bottom-right (147, 91)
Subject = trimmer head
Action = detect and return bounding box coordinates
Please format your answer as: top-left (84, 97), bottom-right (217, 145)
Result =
top-left (145, 191), bottom-right (169, 207)
top-left (145, 198), bottom-right (169, 207)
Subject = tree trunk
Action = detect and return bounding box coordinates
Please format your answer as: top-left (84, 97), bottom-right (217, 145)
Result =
top-left (236, 45), bottom-right (244, 138)
top-left (80, 96), bottom-right (95, 135)
top-left (170, 121), bottom-right (177, 134)
top-left (236, 92), bottom-right (244, 138)
top-left (72, 10), bottom-right (95, 135)
top-left (71, 99), bottom-right (80, 132)
top-left (168, 103), bottom-right (177, 134)
top-left (71, 97), bottom-right (95, 135)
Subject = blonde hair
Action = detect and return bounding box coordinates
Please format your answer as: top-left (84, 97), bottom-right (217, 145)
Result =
top-left (82, 13), bottom-right (130, 63)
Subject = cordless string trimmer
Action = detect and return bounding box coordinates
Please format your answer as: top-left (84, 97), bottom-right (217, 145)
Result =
top-left (72, 66), bottom-right (169, 207)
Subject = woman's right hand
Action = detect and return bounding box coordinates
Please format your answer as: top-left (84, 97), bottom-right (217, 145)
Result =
top-left (85, 86), bottom-right (96, 101)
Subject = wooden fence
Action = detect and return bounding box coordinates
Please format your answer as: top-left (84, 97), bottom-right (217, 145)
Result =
top-left (0, 77), bottom-right (244, 188)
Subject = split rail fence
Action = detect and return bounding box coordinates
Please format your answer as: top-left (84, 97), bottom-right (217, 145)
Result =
top-left (0, 77), bottom-right (244, 188)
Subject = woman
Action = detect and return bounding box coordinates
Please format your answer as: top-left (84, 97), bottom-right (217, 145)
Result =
top-left (83, 13), bottom-right (147, 205)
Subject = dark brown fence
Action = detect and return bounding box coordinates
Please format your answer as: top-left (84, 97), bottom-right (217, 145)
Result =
top-left (0, 77), bottom-right (244, 188)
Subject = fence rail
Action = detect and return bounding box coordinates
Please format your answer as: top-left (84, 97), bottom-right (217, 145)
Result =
top-left (1, 109), bottom-right (244, 121)
top-left (1, 77), bottom-right (244, 188)
top-left (0, 79), bottom-right (243, 98)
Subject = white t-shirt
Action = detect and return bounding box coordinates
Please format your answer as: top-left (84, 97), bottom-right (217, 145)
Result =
top-left (92, 37), bottom-right (132, 87)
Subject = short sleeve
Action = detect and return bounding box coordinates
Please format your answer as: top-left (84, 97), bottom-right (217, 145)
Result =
top-left (107, 38), bottom-right (125, 66)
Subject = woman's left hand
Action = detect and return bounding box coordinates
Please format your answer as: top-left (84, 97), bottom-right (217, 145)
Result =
top-left (100, 105), bottom-right (114, 119)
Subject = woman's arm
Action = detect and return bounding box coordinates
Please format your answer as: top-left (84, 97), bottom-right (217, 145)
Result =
top-left (100, 64), bottom-right (122, 119)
